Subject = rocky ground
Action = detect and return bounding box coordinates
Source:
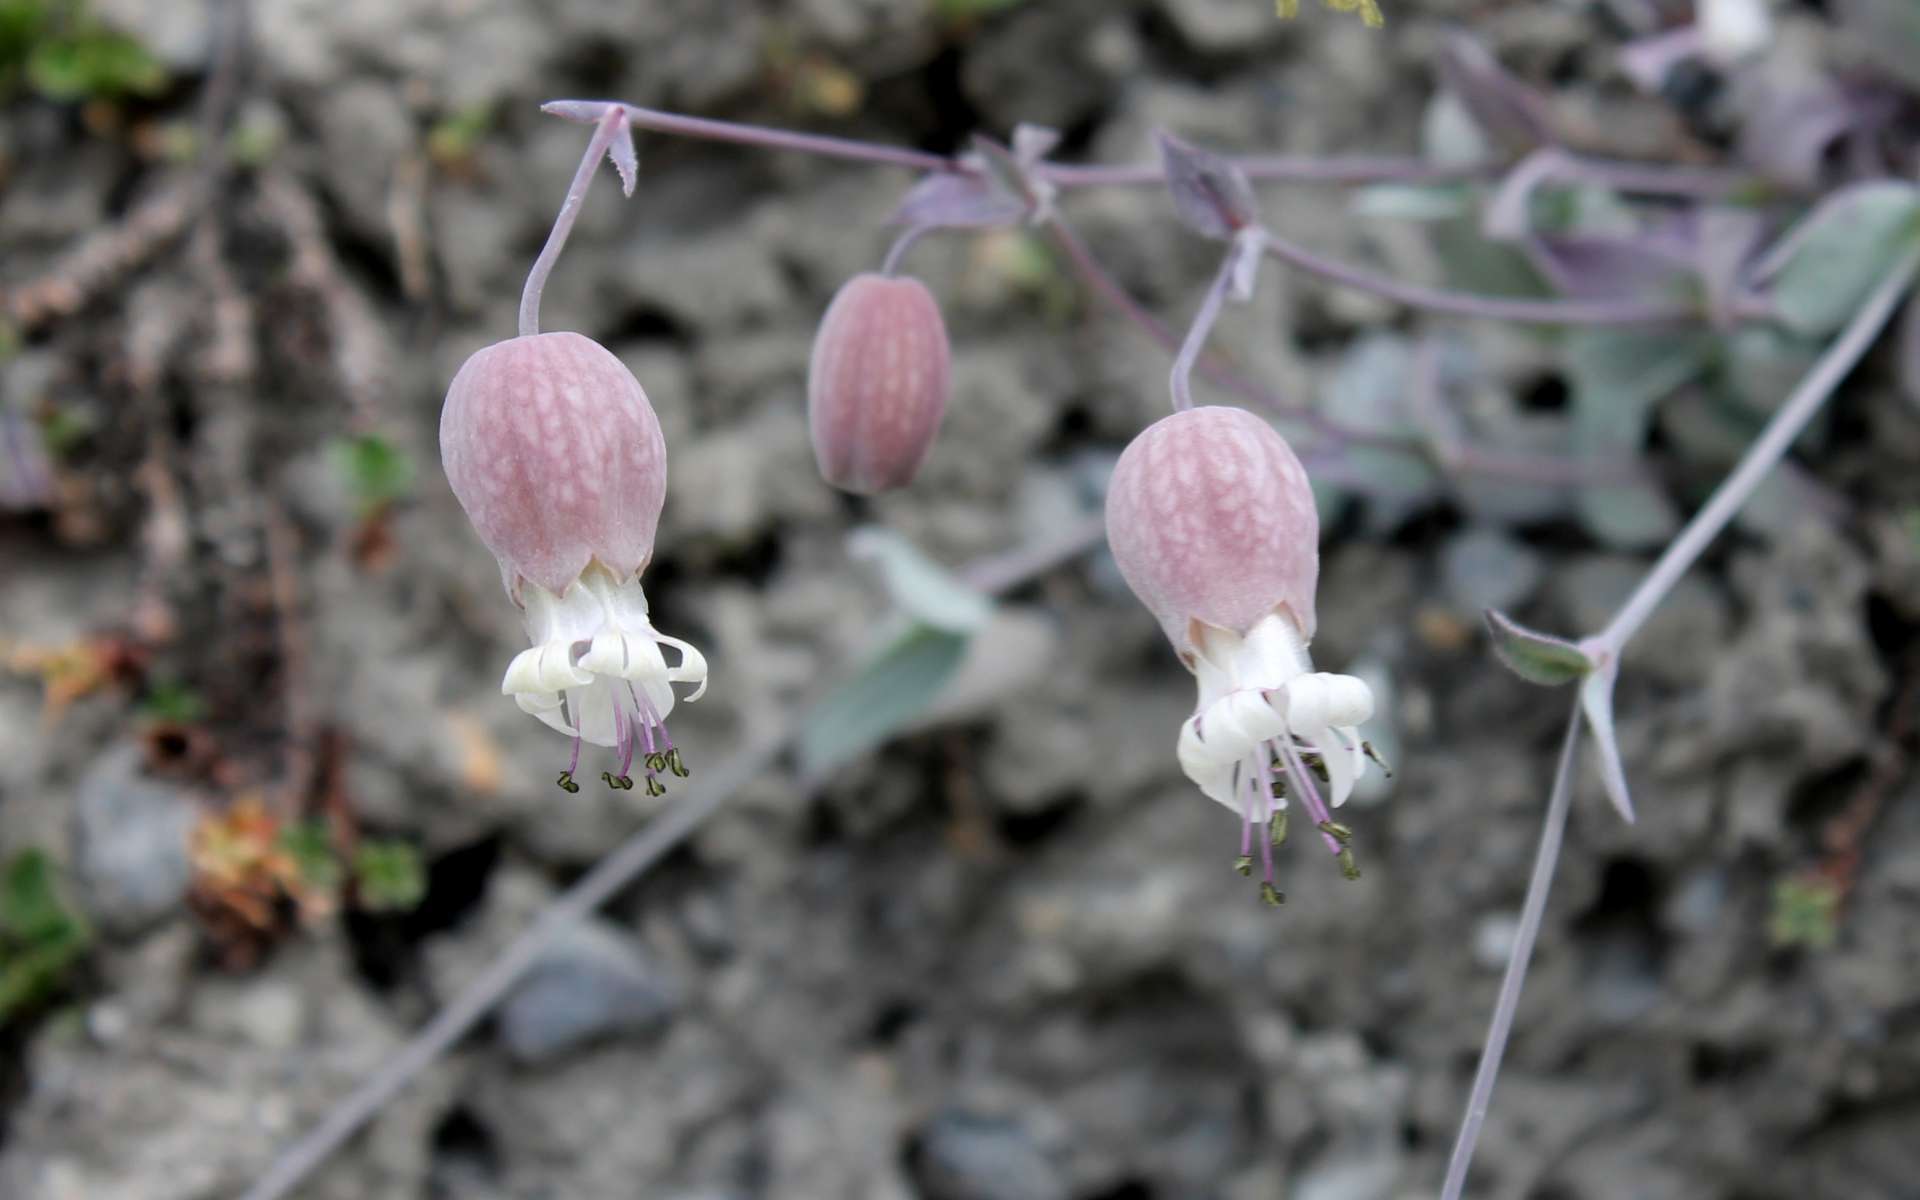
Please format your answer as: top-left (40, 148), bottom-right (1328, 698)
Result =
top-left (2, 1), bottom-right (1919, 1198)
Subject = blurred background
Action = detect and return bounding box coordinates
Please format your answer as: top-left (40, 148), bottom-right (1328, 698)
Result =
top-left (3, 0), bottom-right (1920, 1197)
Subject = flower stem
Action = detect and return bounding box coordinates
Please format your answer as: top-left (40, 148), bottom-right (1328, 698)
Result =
top-left (1600, 245), bottom-right (1920, 652)
top-left (880, 224), bottom-right (933, 276)
top-left (1260, 232), bottom-right (1698, 326)
top-left (544, 99), bottom-right (952, 173)
top-left (518, 106), bottom-right (628, 339)
top-left (1170, 245), bottom-right (1243, 412)
top-left (1440, 704), bottom-right (1582, 1200)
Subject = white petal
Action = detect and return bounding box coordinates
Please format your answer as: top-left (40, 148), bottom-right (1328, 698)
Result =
top-left (514, 690), bottom-right (576, 737)
top-left (570, 679), bottom-right (622, 748)
top-left (1283, 673), bottom-right (1374, 736)
top-left (1176, 722), bottom-right (1244, 811)
top-left (1309, 725), bottom-right (1365, 809)
top-left (503, 642), bottom-right (592, 697)
top-left (654, 630), bottom-right (708, 701)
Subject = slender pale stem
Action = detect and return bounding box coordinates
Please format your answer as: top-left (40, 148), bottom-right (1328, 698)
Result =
top-left (518, 107), bottom-right (627, 338)
top-left (545, 99), bottom-right (951, 173)
top-left (1042, 214), bottom-right (1640, 487)
top-left (1170, 246), bottom-right (1242, 412)
top-left (881, 225), bottom-right (933, 276)
top-left (1601, 246), bottom-right (1920, 651)
top-left (1441, 705), bottom-right (1583, 1200)
top-left (545, 99), bottom-right (1763, 199)
top-left (1261, 234), bottom-right (1698, 326)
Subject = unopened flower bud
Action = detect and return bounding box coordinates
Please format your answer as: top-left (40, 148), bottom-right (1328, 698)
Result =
top-left (441, 332), bottom-right (666, 598)
top-left (1105, 405), bottom-right (1379, 896)
top-left (807, 273), bottom-right (951, 495)
top-left (1106, 405), bottom-right (1319, 659)
top-left (440, 331), bottom-right (707, 778)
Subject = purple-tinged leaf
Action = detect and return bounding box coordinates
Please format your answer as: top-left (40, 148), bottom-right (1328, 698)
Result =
top-left (1156, 131), bottom-right (1259, 241)
top-left (1525, 234), bottom-right (1695, 303)
top-left (970, 135), bottom-right (1036, 206)
top-left (1734, 85), bottom-right (1857, 192)
top-left (607, 113), bottom-right (638, 197)
top-left (1436, 33), bottom-right (1554, 155)
top-left (1579, 660), bottom-right (1635, 822)
top-left (1485, 609), bottom-right (1593, 686)
top-left (890, 170), bottom-right (1026, 230)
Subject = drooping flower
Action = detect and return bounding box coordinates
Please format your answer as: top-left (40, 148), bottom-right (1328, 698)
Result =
top-left (1105, 405), bottom-right (1376, 902)
top-left (807, 272), bottom-right (951, 495)
top-left (440, 331), bottom-right (707, 795)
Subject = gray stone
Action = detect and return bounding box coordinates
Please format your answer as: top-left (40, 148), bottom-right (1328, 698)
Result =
top-left (70, 745), bottom-right (198, 938)
top-left (497, 919), bottom-right (679, 1063)
top-left (915, 1111), bottom-right (1067, 1200)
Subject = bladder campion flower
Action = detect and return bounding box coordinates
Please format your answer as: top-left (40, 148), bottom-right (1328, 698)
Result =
top-left (807, 272), bottom-right (952, 495)
top-left (1105, 405), bottom-right (1377, 903)
top-left (440, 331), bottom-right (707, 796)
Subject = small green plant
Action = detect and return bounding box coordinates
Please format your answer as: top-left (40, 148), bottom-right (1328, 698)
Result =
top-left (427, 104), bottom-right (493, 169)
top-left (352, 840), bottom-right (426, 914)
top-left (139, 679), bottom-right (205, 723)
top-left (276, 819), bottom-right (344, 896)
top-left (0, 0), bottom-right (164, 102)
top-left (328, 433), bottom-right (416, 515)
top-left (0, 849), bottom-right (91, 1025)
top-left (1770, 874), bottom-right (1842, 950)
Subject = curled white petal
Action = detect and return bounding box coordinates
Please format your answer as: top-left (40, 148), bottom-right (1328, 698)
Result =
top-left (502, 563), bottom-right (708, 747)
top-left (1173, 608), bottom-right (1376, 816)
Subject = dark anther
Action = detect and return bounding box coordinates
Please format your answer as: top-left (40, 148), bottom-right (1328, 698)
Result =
top-left (556, 771), bottom-right (581, 794)
top-left (1316, 820), bottom-right (1352, 844)
top-left (1362, 741), bottom-right (1392, 777)
top-left (1233, 855), bottom-right (1254, 877)
top-left (602, 771), bottom-right (635, 791)
top-left (1259, 882), bottom-right (1286, 907)
top-left (1269, 810), bottom-right (1288, 846)
top-left (666, 748), bottom-right (690, 778)
top-left (644, 776), bottom-right (666, 797)
top-left (644, 752), bottom-right (668, 773)
top-left (1337, 848), bottom-right (1360, 880)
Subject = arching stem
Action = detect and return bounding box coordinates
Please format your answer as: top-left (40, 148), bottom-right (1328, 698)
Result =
top-left (518, 106), bottom-right (629, 338)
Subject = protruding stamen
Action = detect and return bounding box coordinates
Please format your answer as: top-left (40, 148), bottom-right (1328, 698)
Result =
top-left (1277, 738), bottom-right (1341, 856)
top-left (601, 770), bottom-right (634, 790)
top-left (556, 771), bottom-right (581, 794)
top-left (1259, 882), bottom-right (1286, 907)
top-left (1317, 820), bottom-right (1352, 844)
top-left (666, 748), bottom-right (689, 778)
top-left (1255, 755), bottom-right (1277, 883)
top-left (1269, 810), bottom-right (1288, 847)
top-left (1233, 855), bottom-right (1254, 877)
top-left (1362, 740), bottom-right (1392, 776)
top-left (644, 775), bottom-right (666, 797)
top-left (1338, 847), bottom-right (1360, 880)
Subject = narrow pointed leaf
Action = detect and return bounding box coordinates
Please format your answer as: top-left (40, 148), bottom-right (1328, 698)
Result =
top-left (1156, 131), bottom-right (1259, 240)
top-left (1485, 609), bottom-right (1594, 685)
top-left (798, 622), bottom-right (971, 780)
top-left (1579, 660), bottom-right (1636, 822)
top-left (607, 114), bottom-right (638, 197)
